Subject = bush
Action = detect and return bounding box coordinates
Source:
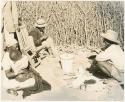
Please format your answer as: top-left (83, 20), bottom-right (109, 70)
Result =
top-left (17, 1), bottom-right (124, 49)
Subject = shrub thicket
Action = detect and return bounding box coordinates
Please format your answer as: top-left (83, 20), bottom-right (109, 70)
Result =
top-left (17, 1), bottom-right (124, 49)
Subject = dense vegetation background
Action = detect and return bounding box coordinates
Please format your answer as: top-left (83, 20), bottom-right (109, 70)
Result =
top-left (17, 1), bottom-right (124, 49)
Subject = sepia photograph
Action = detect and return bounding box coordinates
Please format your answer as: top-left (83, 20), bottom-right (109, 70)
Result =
top-left (0, 0), bottom-right (124, 101)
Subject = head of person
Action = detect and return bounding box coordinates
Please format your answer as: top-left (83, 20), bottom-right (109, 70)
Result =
top-left (9, 47), bottom-right (22, 62)
top-left (100, 30), bottom-right (120, 46)
top-left (35, 18), bottom-right (47, 33)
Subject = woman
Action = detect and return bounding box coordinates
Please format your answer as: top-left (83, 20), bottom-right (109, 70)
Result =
top-left (2, 47), bottom-right (51, 98)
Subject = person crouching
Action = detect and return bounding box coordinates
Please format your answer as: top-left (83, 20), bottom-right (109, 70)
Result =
top-left (95, 30), bottom-right (124, 83)
top-left (29, 18), bottom-right (58, 58)
top-left (2, 47), bottom-right (51, 98)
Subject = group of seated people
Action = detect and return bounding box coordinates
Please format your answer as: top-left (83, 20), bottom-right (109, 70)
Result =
top-left (1, 18), bottom-right (52, 98)
top-left (1, 17), bottom-right (124, 98)
top-left (2, 1), bottom-right (123, 99)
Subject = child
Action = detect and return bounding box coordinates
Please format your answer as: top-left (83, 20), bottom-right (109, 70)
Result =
top-left (2, 47), bottom-right (35, 96)
top-left (2, 48), bottom-right (51, 98)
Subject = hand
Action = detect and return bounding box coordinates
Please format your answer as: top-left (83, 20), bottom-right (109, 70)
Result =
top-left (87, 52), bottom-right (97, 59)
top-left (94, 48), bottom-right (102, 53)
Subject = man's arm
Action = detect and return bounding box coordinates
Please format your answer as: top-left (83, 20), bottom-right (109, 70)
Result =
top-left (36, 45), bottom-right (47, 53)
top-left (96, 48), bottom-right (110, 61)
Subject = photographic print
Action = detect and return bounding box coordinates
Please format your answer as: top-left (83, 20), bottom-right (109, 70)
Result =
top-left (1, 0), bottom-right (124, 101)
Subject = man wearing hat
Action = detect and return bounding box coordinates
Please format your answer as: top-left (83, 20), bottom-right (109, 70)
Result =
top-left (29, 18), bottom-right (57, 57)
top-left (95, 30), bottom-right (124, 83)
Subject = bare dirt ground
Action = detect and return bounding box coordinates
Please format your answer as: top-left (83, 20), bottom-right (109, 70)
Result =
top-left (1, 48), bottom-right (124, 101)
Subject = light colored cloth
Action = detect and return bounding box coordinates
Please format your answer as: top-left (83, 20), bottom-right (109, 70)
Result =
top-left (2, 1), bottom-right (18, 32)
top-left (1, 52), bottom-right (35, 89)
top-left (4, 29), bottom-right (17, 47)
top-left (96, 44), bottom-right (124, 71)
top-left (2, 52), bottom-right (28, 74)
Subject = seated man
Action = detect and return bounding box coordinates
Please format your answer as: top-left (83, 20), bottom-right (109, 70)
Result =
top-left (29, 18), bottom-right (57, 57)
top-left (94, 30), bottom-right (124, 83)
top-left (2, 47), bottom-right (51, 98)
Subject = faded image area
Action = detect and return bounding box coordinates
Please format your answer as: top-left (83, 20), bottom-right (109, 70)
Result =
top-left (1, 0), bottom-right (124, 101)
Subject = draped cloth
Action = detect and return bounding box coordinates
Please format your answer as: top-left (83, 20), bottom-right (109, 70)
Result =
top-left (16, 67), bottom-right (51, 98)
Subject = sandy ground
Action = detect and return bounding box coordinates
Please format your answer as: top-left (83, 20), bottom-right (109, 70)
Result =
top-left (1, 56), bottom-right (124, 101)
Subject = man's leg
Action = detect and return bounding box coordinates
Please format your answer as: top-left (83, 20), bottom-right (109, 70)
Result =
top-left (97, 61), bottom-right (122, 82)
top-left (17, 78), bottom-right (35, 89)
top-left (3, 77), bottom-right (35, 89)
top-left (15, 72), bottom-right (35, 89)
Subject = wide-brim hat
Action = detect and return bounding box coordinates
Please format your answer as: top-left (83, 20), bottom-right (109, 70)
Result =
top-left (100, 30), bottom-right (120, 44)
top-left (35, 18), bottom-right (47, 27)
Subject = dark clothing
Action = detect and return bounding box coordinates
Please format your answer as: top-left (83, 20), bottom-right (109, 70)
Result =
top-left (18, 68), bottom-right (51, 98)
top-left (29, 28), bottom-right (42, 47)
top-left (15, 68), bottom-right (33, 82)
top-left (21, 68), bottom-right (51, 98)
top-left (7, 66), bottom-right (51, 98)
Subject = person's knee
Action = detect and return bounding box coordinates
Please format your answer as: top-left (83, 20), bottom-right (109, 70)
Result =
top-left (110, 67), bottom-right (123, 82)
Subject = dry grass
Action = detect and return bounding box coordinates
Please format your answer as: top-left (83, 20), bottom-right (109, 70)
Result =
top-left (17, 1), bottom-right (124, 49)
